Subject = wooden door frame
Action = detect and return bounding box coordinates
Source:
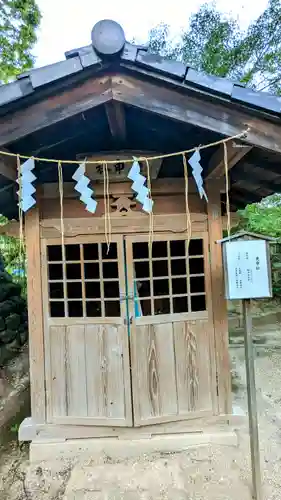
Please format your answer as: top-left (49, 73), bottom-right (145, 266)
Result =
top-left (125, 231), bottom-right (217, 426)
top-left (41, 234), bottom-right (133, 426)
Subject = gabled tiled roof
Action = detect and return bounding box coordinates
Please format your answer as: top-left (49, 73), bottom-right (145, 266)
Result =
top-left (1, 23), bottom-right (281, 117)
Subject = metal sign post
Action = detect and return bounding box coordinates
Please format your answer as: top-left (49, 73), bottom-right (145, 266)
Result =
top-left (243, 298), bottom-right (262, 500)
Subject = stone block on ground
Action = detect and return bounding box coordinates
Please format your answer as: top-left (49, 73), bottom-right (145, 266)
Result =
top-left (65, 446), bottom-right (252, 500)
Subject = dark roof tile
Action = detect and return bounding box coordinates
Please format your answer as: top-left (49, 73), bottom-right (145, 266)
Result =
top-left (30, 57), bottom-right (83, 89)
top-left (185, 68), bottom-right (233, 96)
top-left (121, 42), bottom-right (139, 63)
top-left (136, 50), bottom-right (186, 80)
top-left (0, 78), bottom-right (33, 106)
top-left (232, 85), bottom-right (281, 114)
top-left (79, 48), bottom-right (102, 68)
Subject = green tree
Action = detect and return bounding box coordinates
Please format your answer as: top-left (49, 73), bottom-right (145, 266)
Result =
top-left (238, 196), bottom-right (281, 296)
top-left (148, 0), bottom-right (281, 94)
top-left (239, 195), bottom-right (281, 238)
top-left (0, 0), bottom-right (41, 82)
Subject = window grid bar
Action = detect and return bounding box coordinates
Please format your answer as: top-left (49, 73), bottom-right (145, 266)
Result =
top-left (186, 240), bottom-right (192, 313)
top-left (47, 259), bottom-right (118, 265)
top-left (167, 241), bottom-right (173, 314)
top-left (98, 242), bottom-right (105, 317)
top-left (132, 255), bottom-right (203, 263)
top-left (47, 239), bottom-right (206, 318)
top-left (148, 243), bottom-right (155, 316)
top-left (133, 273), bottom-right (205, 283)
top-left (80, 244), bottom-right (87, 317)
top-left (61, 245), bottom-right (68, 317)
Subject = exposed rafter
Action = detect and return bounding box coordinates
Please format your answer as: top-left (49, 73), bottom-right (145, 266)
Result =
top-left (111, 75), bottom-right (281, 154)
top-left (105, 101), bottom-right (126, 145)
top-left (231, 168), bottom-right (281, 194)
top-left (0, 150), bottom-right (17, 181)
top-left (1, 73), bottom-right (281, 156)
top-left (231, 186), bottom-right (261, 205)
top-left (206, 142), bottom-right (252, 181)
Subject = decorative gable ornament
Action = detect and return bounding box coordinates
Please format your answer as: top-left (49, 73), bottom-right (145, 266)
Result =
top-left (72, 162), bottom-right (97, 213)
top-left (188, 150), bottom-right (208, 202)
top-left (17, 158), bottom-right (36, 212)
top-left (127, 158), bottom-right (154, 213)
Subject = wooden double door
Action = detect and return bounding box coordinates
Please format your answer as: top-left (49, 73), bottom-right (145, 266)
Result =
top-left (43, 232), bottom-right (216, 427)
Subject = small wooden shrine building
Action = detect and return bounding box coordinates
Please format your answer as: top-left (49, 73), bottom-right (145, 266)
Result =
top-left (1, 20), bottom-right (281, 459)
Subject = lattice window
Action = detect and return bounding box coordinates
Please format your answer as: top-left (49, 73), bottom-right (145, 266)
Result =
top-left (47, 243), bottom-right (120, 318)
top-left (133, 239), bottom-right (206, 316)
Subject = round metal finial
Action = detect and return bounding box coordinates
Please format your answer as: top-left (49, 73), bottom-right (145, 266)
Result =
top-left (91, 20), bottom-right (125, 56)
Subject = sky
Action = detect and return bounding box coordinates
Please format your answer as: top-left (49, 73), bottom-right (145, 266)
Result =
top-left (34, 0), bottom-right (269, 68)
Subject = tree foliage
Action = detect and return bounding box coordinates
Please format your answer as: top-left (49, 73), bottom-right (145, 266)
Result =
top-left (0, 0), bottom-right (41, 82)
top-left (239, 195), bottom-right (281, 238)
top-left (148, 0), bottom-right (281, 94)
top-left (238, 195), bottom-right (281, 296)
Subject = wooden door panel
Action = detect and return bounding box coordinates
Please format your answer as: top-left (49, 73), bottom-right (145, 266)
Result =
top-left (133, 323), bottom-right (178, 422)
top-left (66, 325), bottom-right (88, 417)
top-left (46, 322), bottom-right (132, 426)
top-left (132, 320), bottom-right (213, 426)
top-left (48, 325), bottom-right (67, 418)
top-left (43, 235), bottom-right (133, 427)
top-left (174, 320), bottom-right (213, 414)
top-left (85, 324), bottom-right (129, 419)
top-left (126, 232), bottom-right (216, 426)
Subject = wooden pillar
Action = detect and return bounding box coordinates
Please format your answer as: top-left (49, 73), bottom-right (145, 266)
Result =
top-left (207, 185), bottom-right (231, 414)
top-left (25, 206), bottom-right (46, 422)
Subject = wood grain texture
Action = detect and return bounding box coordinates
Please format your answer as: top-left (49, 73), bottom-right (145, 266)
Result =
top-left (206, 143), bottom-right (252, 180)
top-left (40, 214), bottom-right (207, 240)
top-left (46, 321), bottom-right (132, 425)
top-left (131, 321), bottom-right (214, 426)
top-left (40, 193), bottom-right (204, 219)
top-left (0, 150), bottom-right (17, 180)
top-left (207, 185), bottom-right (231, 414)
top-left (175, 320), bottom-right (213, 413)
top-left (132, 323), bottom-right (178, 424)
top-left (25, 207), bottom-right (46, 422)
top-left (41, 179), bottom-right (212, 199)
top-left (49, 326), bottom-right (67, 418)
top-left (174, 321), bottom-right (198, 413)
top-left (84, 324), bottom-right (131, 421)
top-left (0, 76), bottom-right (112, 146)
top-left (112, 74), bottom-right (281, 154)
top-left (66, 325), bottom-right (88, 417)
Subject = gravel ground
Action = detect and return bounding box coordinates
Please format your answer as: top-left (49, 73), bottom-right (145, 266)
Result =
top-left (232, 346), bottom-right (281, 499)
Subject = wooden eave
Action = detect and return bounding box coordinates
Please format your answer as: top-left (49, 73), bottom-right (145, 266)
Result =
top-left (0, 41), bottom-right (281, 217)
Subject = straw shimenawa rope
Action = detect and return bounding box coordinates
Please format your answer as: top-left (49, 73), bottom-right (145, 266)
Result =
top-left (182, 153), bottom-right (192, 252)
top-left (223, 142), bottom-right (231, 238)
top-left (145, 158), bottom-right (154, 253)
top-left (0, 129), bottom-right (249, 165)
top-left (105, 163), bottom-right (111, 253)
top-left (16, 154), bottom-right (24, 263)
top-left (58, 160), bottom-right (65, 252)
top-left (102, 162), bottom-right (112, 253)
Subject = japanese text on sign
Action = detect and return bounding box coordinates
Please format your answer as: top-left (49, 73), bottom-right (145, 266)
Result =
top-left (224, 240), bottom-right (272, 300)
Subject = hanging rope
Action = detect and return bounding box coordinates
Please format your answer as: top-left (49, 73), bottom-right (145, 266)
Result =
top-left (105, 163), bottom-right (111, 253)
top-left (58, 161), bottom-right (65, 250)
top-left (145, 158), bottom-right (154, 253)
top-left (182, 153), bottom-right (192, 253)
top-left (102, 162), bottom-right (111, 253)
top-left (0, 128), bottom-right (249, 165)
top-left (16, 154), bottom-right (24, 264)
top-left (223, 142), bottom-right (231, 238)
